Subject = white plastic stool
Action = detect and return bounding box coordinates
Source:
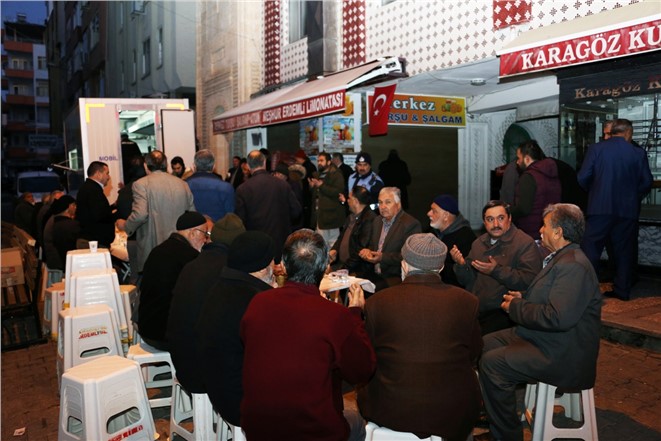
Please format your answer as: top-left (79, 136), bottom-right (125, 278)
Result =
top-left (64, 248), bottom-right (113, 304)
top-left (119, 284), bottom-right (138, 345)
top-left (59, 355), bottom-right (156, 441)
top-left (523, 382), bottom-right (598, 441)
top-left (57, 304), bottom-right (124, 389)
top-left (43, 281), bottom-right (65, 340)
top-left (38, 262), bottom-right (63, 302)
top-left (366, 421), bottom-right (447, 440)
top-left (170, 377), bottom-right (218, 440)
top-left (216, 415), bottom-right (246, 441)
top-left (68, 268), bottom-right (129, 354)
top-left (126, 342), bottom-right (175, 408)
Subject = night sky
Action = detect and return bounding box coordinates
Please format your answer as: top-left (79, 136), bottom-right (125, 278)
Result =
top-left (1, 1), bottom-right (49, 27)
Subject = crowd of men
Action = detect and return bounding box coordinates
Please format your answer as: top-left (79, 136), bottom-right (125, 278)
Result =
top-left (14, 117), bottom-right (653, 440)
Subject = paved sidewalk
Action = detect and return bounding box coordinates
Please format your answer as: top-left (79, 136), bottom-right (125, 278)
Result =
top-left (2, 338), bottom-right (660, 440)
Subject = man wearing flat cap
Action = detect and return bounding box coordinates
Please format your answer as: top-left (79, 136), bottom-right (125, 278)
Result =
top-left (428, 194), bottom-right (476, 287)
top-left (348, 152), bottom-right (384, 208)
top-left (196, 231), bottom-right (277, 427)
top-left (358, 233), bottom-right (482, 441)
top-left (167, 213), bottom-right (246, 393)
top-left (137, 210), bottom-right (210, 350)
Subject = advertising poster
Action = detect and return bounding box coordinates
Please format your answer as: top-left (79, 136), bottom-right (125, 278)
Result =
top-left (322, 115), bottom-right (355, 153)
top-left (299, 118), bottom-right (321, 155)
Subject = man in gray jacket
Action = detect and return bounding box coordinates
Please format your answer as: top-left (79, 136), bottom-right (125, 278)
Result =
top-left (117, 150), bottom-right (195, 273)
top-left (479, 203), bottom-right (601, 441)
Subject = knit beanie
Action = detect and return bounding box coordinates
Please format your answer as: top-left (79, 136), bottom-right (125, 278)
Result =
top-left (228, 231), bottom-right (275, 273)
top-left (294, 149), bottom-right (307, 160)
top-left (433, 194), bottom-right (459, 215)
top-left (401, 233), bottom-right (447, 271)
top-left (210, 213), bottom-right (246, 246)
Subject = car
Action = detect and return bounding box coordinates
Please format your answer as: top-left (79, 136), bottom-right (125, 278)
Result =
top-left (16, 171), bottom-right (63, 202)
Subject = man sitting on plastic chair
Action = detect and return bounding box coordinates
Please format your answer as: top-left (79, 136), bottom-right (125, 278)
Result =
top-left (479, 204), bottom-right (602, 441)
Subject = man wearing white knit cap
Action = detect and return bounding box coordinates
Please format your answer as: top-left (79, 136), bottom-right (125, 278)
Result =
top-left (358, 233), bottom-right (483, 441)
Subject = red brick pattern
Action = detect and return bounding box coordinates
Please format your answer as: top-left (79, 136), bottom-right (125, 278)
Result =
top-left (343, 0), bottom-right (367, 68)
top-left (264, 0), bottom-right (281, 87)
top-left (493, 0), bottom-right (532, 30)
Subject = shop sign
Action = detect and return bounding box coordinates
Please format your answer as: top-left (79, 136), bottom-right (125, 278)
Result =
top-left (261, 90), bottom-right (346, 125)
top-left (559, 63), bottom-right (661, 103)
top-left (500, 20), bottom-right (661, 77)
top-left (368, 93), bottom-right (466, 128)
top-left (213, 90), bottom-right (346, 132)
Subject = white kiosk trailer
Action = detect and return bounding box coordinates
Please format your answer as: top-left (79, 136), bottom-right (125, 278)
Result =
top-left (63, 98), bottom-right (196, 202)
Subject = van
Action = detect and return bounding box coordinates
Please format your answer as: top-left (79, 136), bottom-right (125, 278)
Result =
top-left (16, 171), bottom-right (63, 202)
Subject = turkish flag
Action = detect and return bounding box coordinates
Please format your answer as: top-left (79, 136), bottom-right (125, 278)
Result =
top-left (369, 84), bottom-right (397, 137)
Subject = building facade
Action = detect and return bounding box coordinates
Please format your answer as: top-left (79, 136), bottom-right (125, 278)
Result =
top-left (2, 13), bottom-right (53, 173)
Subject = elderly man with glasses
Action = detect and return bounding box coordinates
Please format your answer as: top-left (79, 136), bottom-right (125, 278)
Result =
top-left (137, 211), bottom-right (211, 350)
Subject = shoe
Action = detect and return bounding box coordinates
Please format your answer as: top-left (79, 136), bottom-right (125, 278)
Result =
top-left (603, 291), bottom-right (629, 301)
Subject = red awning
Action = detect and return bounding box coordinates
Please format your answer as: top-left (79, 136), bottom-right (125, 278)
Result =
top-left (497, 1), bottom-right (661, 77)
top-left (212, 60), bottom-right (396, 133)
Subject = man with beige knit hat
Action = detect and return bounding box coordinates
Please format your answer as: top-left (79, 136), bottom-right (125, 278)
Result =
top-left (358, 233), bottom-right (483, 441)
top-left (167, 213), bottom-right (246, 393)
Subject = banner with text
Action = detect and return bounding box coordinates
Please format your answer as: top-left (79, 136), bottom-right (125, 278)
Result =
top-left (368, 93), bottom-right (466, 128)
top-left (499, 19), bottom-right (661, 77)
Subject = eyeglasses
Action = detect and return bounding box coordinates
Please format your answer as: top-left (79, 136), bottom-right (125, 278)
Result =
top-left (195, 229), bottom-right (211, 238)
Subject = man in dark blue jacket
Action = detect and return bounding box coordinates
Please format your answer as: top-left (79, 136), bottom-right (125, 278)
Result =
top-left (186, 149), bottom-right (235, 221)
top-left (578, 118), bottom-right (653, 300)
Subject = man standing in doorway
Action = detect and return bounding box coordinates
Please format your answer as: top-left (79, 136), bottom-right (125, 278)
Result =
top-left (578, 118), bottom-right (653, 300)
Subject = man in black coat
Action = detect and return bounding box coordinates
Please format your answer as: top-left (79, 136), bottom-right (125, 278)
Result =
top-left (196, 231), bottom-right (276, 426)
top-left (51, 195), bottom-right (81, 271)
top-left (137, 211), bottom-right (210, 350)
top-left (378, 149), bottom-right (412, 209)
top-left (235, 150), bottom-right (302, 261)
top-left (166, 213), bottom-right (246, 393)
top-left (428, 195), bottom-right (476, 287)
top-left (75, 161), bottom-right (115, 247)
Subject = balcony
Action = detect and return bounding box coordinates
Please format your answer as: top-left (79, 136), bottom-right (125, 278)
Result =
top-left (3, 40), bottom-right (33, 54)
top-left (4, 68), bottom-right (34, 79)
top-left (6, 95), bottom-right (35, 105)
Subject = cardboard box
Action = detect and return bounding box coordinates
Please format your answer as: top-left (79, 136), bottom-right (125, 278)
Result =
top-left (1, 247), bottom-right (25, 287)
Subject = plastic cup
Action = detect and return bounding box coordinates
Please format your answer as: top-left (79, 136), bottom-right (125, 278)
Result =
top-left (89, 241), bottom-right (98, 252)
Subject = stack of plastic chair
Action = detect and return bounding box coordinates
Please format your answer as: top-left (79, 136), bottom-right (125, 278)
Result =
top-left (64, 248), bottom-right (113, 308)
top-left (43, 281), bottom-right (65, 339)
top-left (56, 304), bottom-right (124, 389)
top-left (169, 376), bottom-right (218, 440)
top-left (522, 382), bottom-right (598, 441)
top-left (365, 422), bottom-right (450, 441)
top-left (126, 340), bottom-right (176, 408)
top-left (59, 355), bottom-right (156, 441)
top-left (68, 268), bottom-right (129, 354)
